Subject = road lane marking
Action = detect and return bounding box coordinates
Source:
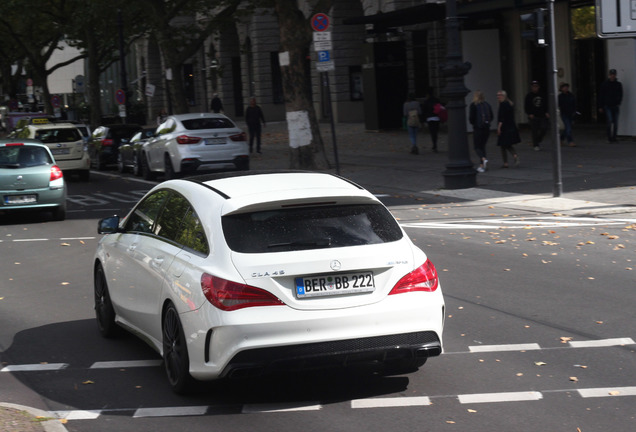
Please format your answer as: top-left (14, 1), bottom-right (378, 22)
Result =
top-left (1, 363), bottom-right (68, 372)
top-left (458, 391), bottom-right (543, 404)
top-left (568, 338), bottom-right (635, 348)
top-left (133, 406), bottom-right (209, 418)
top-left (90, 360), bottom-right (163, 369)
top-left (469, 343), bottom-right (541, 353)
top-left (578, 387), bottom-right (636, 398)
top-left (242, 403), bottom-right (322, 413)
top-left (352, 396), bottom-right (431, 408)
top-left (0, 236), bottom-right (97, 243)
top-left (401, 216), bottom-right (636, 230)
top-left (53, 410), bottom-right (102, 420)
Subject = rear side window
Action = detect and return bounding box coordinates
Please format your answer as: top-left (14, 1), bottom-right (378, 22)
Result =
top-left (181, 118), bottom-right (234, 130)
top-left (0, 146), bottom-right (52, 168)
top-left (222, 204), bottom-right (403, 253)
top-left (36, 128), bottom-right (81, 143)
top-left (125, 190), bottom-right (169, 234)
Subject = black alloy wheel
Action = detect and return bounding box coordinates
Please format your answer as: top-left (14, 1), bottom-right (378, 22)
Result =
top-left (162, 303), bottom-right (193, 393)
top-left (141, 153), bottom-right (155, 180)
top-left (94, 263), bottom-right (118, 338)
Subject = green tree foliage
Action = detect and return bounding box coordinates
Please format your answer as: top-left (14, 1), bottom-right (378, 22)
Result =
top-left (572, 6), bottom-right (596, 40)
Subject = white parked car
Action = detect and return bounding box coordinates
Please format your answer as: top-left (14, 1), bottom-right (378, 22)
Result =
top-left (140, 113), bottom-right (249, 180)
top-left (93, 171), bottom-right (444, 393)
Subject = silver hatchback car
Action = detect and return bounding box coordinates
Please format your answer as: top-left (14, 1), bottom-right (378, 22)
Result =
top-left (141, 113), bottom-right (249, 180)
top-left (0, 139), bottom-right (66, 220)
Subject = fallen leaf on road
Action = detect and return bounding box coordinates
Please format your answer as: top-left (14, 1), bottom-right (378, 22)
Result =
top-left (60, 242), bottom-right (70, 246)
top-left (560, 337), bottom-right (573, 343)
top-left (609, 390), bottom-right (620, 396)
top-left (570, 376), bottom-right (578, 382)
top-left (534, 361), bottom-right (547, 366)
top-left (83, 380), bottom-right (94, 385)
top-left (467, 409), bottom-right (477, 413)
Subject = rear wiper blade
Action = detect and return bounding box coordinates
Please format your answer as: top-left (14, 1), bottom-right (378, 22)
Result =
top-left (267, 237), bottom-right (332, 249)
top-left (0, 164), bottom-right (20, 168)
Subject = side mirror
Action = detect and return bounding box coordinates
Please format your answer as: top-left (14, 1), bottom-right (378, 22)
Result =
top-left (98, 216), bottom-right (121, 234)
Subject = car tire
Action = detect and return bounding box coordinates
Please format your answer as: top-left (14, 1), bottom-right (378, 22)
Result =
top-left (79, 170), bottom-right (90, 182)
top-left (94, 263), bottom-right (119, 338)
top-left (164, 155), bottom-right (179, 180)
top-left (162, 303), bottom-right (193, 394)
top-left (141, 153), bottom-right (155, 180)
top-left (52, 204), bottom-right (66, 221)
top-left (95, 153), bottom-right (106, 171)
top-left (133, 155), bottom-right (141, 177)
top-left (117, 154), bottom-right (126, 173)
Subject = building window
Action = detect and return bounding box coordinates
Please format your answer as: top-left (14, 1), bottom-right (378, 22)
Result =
top-left (270, 52), bottom-right (284, 104)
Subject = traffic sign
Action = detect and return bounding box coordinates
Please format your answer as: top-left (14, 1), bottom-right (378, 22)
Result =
top-left (115, 89), bottom-right (126, 105)
top-left (317, 51), bottom-right (331, 62)
top-left (51, 95), bottom-right (61, 108)
top-left (311, 13), bottom-right (330, 32)
top-left (316, 61), bottom-right (335, 72)
top-left (314, 40), bottom-right (333, 51)
top-left (596, 0), bottom-right (636, 38)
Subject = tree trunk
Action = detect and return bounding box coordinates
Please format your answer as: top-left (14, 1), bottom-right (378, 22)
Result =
top-left (274, 0), bottom-right (328, 170)
top-left (86, 34), bottom-right (103, 128)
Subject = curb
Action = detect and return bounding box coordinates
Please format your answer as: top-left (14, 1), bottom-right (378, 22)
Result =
top-left (0, 403), bottom-right (68, 432)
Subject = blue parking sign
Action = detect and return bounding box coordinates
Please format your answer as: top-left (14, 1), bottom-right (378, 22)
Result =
top-left (318, 50), bottom-right (331, 62)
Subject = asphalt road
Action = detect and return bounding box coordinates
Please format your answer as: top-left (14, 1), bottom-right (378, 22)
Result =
top-left (1, 170), bottom-right (635, 432)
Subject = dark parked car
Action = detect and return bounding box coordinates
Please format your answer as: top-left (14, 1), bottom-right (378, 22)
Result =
top-left (118, 127), bottom-right (155, 175)
top-left (88, 124), bottom-right (142, 170)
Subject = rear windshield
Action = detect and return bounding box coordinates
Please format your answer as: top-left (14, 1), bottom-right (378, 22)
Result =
top-left (35, 128), bottom-right (81, 143)
top-left (222, 204), bottom-right (403, 253)
top-left (0, 146), bottom-right (52, 168)
top-left (182, 118), bottom-right (234, 130)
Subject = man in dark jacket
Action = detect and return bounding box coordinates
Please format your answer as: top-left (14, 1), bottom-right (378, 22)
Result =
top-left (599, 69), bottom-right (623, 143)
top-left (245, 97), bottom-right (266, 153)
top-left (524, 81), bottom-right (549, 151)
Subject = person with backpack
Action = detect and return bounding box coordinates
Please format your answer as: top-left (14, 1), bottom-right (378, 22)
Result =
top-left (469, 90), bottom-right (494, 173)
top-left (403, 93), bottom-right (422, 154)
top-left (422, 88), bottom-right (442, 153)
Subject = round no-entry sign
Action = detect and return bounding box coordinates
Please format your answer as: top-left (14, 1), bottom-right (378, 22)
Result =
top-left (311, 13), bottom-right (330, 32)
top-left (115, 89), bottom-right (126, 105)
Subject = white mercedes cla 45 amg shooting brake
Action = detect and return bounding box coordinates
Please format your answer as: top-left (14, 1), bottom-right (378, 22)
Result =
top-left (93, 171), bottom-right (444, 393)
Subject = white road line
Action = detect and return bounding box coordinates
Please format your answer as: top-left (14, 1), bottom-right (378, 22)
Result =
top-left (458, 391), bottom-right (543, 404)
top-left (90, 360), bottom-right (162, 369)
top-left (402, 216), bottom-right (635, 230)
top-left (1, 363), bottom-right (68, 372)
top-left (242, 403), bottom-right (322, 413)
top-left (11, 238), bottom-right (49, 242)
top-left (134, 406), bottom-right (209, 418)
top-left (2, 237), bottom-right (96, 243)
top-left (469, 343), bottom-right (541, 353)
top-left (352, 396), bottom-right (431, 408)
top-left (578, 387), bottom-right (636, 398)
top-left (53, 410), bottom-right (102, 420)
top-left (568, 337), bottom-right (635, 348)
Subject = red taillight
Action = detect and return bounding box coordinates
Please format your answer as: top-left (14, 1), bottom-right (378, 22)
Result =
top-left (50, 165), bottom-right (64, 181)
top-left (176, 135), bottom-right (202, 145)
top-left (201, 273), bottom-right (284, 311)
top-left (229, 132), bottom-right (247, 142)
top-left (101, 138), bottom-right (114, 146)
top-left (389, 260), bottom-right (439, 295)
top-left (5, 143), bottom-right (24, 147)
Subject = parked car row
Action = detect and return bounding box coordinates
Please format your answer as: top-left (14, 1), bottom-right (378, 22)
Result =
top-left (88, 113), bottom-right (249, 179)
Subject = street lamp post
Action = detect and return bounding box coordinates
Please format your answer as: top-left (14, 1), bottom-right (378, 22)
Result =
top-left (441, 0), bottom-right (476, 189)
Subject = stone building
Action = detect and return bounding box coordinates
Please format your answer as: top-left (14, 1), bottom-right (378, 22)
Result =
top-left (128, 1), bottom-right (630, 134)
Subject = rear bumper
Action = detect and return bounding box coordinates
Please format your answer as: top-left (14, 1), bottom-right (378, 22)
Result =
top-left (220, 331), bottom-right (442, 378)
top-left (57, 153), bottom-right (90, 171)
top-left (181, 155), bottom-right (249, 173)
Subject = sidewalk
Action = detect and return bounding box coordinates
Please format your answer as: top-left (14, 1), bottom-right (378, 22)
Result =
top-left (244, 120), bottom-right (636, 218)
top-left (0, 403), bottom-right (67, 432)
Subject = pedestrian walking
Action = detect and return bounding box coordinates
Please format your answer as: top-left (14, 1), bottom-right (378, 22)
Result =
top-left (496, 90), bottom-right (520, 168)
top-left (422, 88), bottom-right (441, 153)
top-left (558, 82), bottom-right (576, 147)
top-left (599, 68), bottom-right (623, 143)
top-left (524, 80), bottom-right (549, 151)
top-left (468, 90), bottom-right (493, 172)
top-left (245, 97), bottom-right (266, 153)
top-left (210, 93), bottom-right (224, 113)
top-left (403, 93), bottom-right (422, 154)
